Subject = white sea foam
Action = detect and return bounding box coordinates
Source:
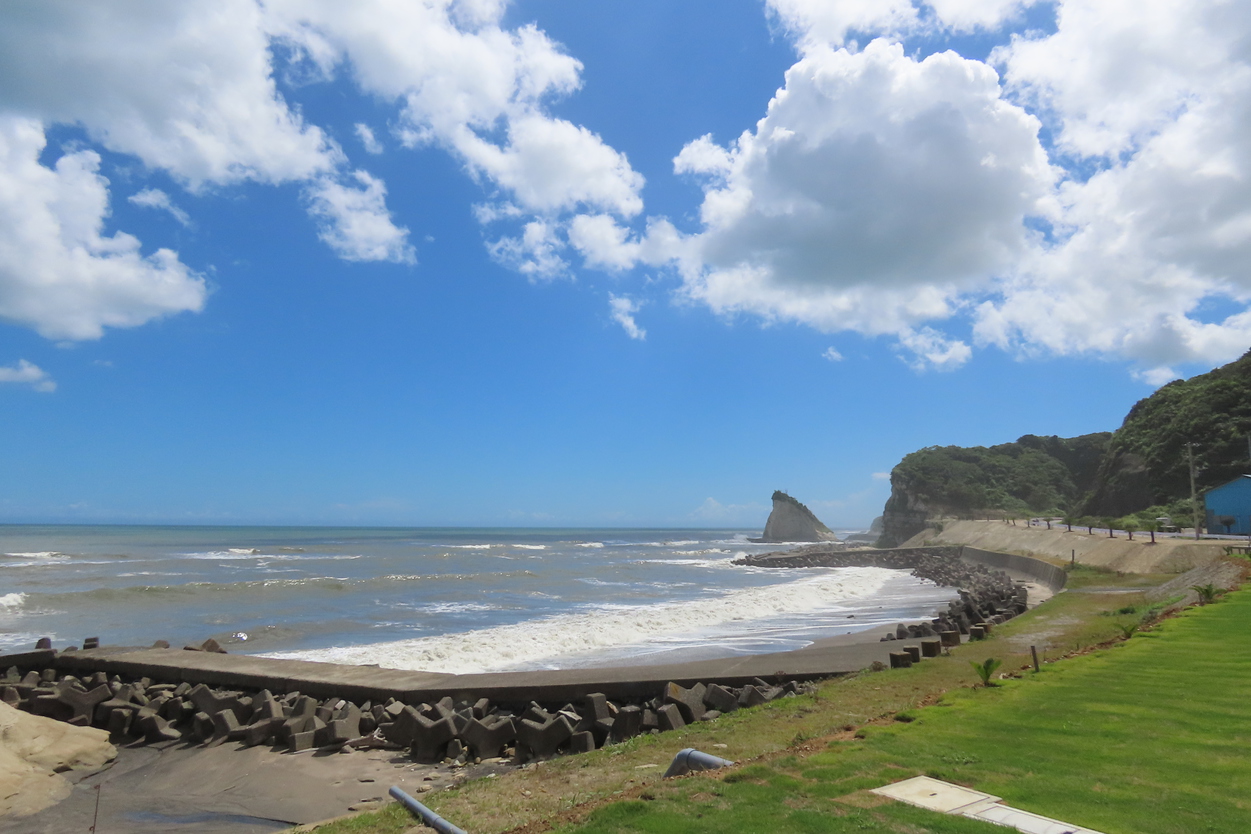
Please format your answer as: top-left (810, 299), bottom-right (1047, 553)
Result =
top-left (0, 632), bottom-right (47, 651)
top-left (421, 602), bottom-right (499, 614)
top-left (574, 542), bottom-right (605, 548)
top-left (265, 567), bottom-right (897, 674)
top-left (513, 545), bottom-right (547, 550)
top-left (3, 552), bottom-right (66, 560)
top-left (637, 557), bottom-right (737, 569)
top-left (0, 592), bottom-right (26, 609)
top-left (183, 550), bottom-right (261, 560)
top-left (448, 544), bottom-right (494, 550)
top-left (182, 550), bottom-right (361, 562)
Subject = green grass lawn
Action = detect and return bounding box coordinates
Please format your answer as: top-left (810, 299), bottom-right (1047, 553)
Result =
top-left (560, 588), bottom-right (1251, 834)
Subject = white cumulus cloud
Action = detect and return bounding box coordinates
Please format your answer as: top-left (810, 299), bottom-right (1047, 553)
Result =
top-left (0, 0), bottom-right (653, 340)
top-left (0, 0), bottom-right (339, 189)
top-left (354, 123), bottom-right (383, 154)
top-left (609, 294), bottom-right (646, 340)
top-left (487, 220), bottom-right (568, 279)
top-left (973, 0), bottom-right (1251, 375)
top-left (673, 39), bottom-right (1052, 369)
top-left (767, 0), bottom-right (919, 49)
top-left (267, 0), bottom-right (646, 254)
top-left (624, 0), bottom-right (1251, 377)
top-left (0, 117), bottom-right (206, 340)
top-left (128, 188), bottom-right (191, 227)
top-left (305, 171), bottom-right (415, 264)
top-left (0, 359), bottom-right (55, 393)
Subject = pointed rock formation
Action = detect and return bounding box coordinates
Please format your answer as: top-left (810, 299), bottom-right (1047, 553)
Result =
top-left (755, 491), bottom-right (838, 543)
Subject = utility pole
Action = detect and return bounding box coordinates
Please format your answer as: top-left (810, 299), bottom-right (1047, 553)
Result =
top-left (1187, 442), bottom-right (1200, 540)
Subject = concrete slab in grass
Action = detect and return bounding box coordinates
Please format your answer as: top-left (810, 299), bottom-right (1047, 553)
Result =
top-left (872, 776), bottom-right (1000, 814)
top-left (872, 776), bottom-right (1106, 834)
top-left (973, 802), bottom-right (1104, 834)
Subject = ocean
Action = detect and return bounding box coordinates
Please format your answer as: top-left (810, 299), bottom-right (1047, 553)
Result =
top-left (0, 525), bottom-right (956, 673)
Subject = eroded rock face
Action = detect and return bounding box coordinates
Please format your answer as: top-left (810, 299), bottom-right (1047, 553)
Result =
top-left (758, 492), bottom-right (838, 543)
top-left (878, 476), bottom-right (931, 548)
top-left (0, 701), bottom-right (116, 816)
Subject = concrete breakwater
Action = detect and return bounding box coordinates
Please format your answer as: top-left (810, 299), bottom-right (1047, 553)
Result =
top-left (0, 646), bottom-right (816, 768)
top-left (733, 544), bottom-right (1056, 643)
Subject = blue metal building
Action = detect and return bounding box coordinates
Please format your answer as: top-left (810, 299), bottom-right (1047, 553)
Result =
top-left (1204, 475), bottom-right (1251, 534)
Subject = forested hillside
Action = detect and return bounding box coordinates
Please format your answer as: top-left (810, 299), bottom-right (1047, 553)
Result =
top-left (1084, 351), bottom-right (1251, 516)
top-left (878, 349), bottom-right (1251, 545)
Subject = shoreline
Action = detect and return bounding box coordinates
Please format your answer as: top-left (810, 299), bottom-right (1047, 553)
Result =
top-left (0, 543), bottom-right (1060, 833)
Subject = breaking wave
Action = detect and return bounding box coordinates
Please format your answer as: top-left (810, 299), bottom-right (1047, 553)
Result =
top-left (265, 567), bottom-right (898, 674)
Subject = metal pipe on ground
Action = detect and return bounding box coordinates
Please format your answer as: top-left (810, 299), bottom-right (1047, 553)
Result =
top-left (664, 748), bottom-right (736, 778)
top-left (389, 786), bottom-right (467, 834)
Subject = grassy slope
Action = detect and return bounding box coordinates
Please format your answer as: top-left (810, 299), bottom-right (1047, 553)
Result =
top-left (303, 567), bottom-right (1174, 834)
top-left (565, 584), bottom-right (1251, 834)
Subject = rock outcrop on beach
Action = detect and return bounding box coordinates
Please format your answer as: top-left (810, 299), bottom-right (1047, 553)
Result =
top-left (756, 491), bottom-right (838, 543)
top-left (0, 701), bottom-right (115, 816)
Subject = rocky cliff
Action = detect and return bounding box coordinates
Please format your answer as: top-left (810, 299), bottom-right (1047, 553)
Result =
top-left (877, 432), bottom-right (1111, 546)
top-left (756, 491), bottom-right (838, 543)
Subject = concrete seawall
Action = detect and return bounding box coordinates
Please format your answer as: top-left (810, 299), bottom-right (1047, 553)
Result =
top-left (960, 546), bottom-right (1067, 592)
top-left (913, 519), bottom-right (1226, 573)
top-left (5, 635), bottom-right (912, 708)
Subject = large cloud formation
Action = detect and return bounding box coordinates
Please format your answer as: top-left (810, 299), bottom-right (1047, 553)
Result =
top-left (673, 39), bottom-right (1054, 368)
top-left (0, 0), bottom-right (642, 342)
top-left (574, 0), bottom-right (1251, 376)
top-left (4, 0), bottom-right (1248, 382)
top-left (974, 0), bottom-right (1251, 380)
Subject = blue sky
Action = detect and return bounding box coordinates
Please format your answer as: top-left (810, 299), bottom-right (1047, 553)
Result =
top-left (2, 0), bottom-right (1249, 528)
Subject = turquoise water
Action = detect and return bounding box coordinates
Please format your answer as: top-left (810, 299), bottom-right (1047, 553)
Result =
top-left (0, 525), bottom-right (954, 671)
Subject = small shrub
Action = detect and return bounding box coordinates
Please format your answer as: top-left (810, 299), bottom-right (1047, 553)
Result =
top-left (1117, 622), bottom-right (1139, 639)
top-left (970, 658), bottom-right (1003, 687)
top-left (1191, 583), bottom-right (1224, 605)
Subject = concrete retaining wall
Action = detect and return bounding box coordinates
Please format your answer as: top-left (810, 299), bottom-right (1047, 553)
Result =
top-left (960, 547), bottom-right (1067, 592)
top-left (915, 519), bottom-right (1225, 574)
